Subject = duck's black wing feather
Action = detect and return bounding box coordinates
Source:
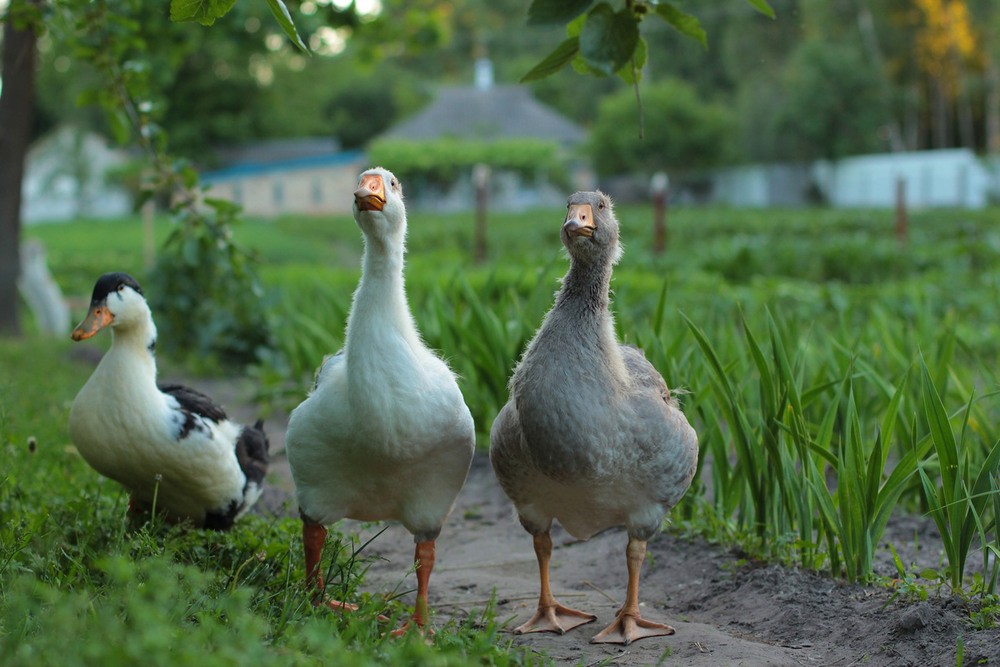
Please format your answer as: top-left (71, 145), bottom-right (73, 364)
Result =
top-left (236, 419), bottom-right (270, 487)
top-left (159, 382), bottom-right (227, 420)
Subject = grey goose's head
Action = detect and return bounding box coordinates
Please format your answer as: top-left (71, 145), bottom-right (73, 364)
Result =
top-left (561, 190), bottom-right (623, 266)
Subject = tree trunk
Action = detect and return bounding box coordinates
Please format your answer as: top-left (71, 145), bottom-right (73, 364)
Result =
top-left (953, 56), bottom-right (975, 150)
top-left (855, 4), bottom-right (906, 152)
top-left (931, 76), bottom-right (951, 149)
top-left (0, 3), bottom-right (40, 337)
top-left (987, 56), bottom-right (1000, 154)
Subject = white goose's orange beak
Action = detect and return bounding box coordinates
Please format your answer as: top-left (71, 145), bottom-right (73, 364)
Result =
top-left (71, 302), bottom-right (113, 341)
top-left (354, 173), bottom-right (386, 212)
top-left (563, 203), bottom-right (595, 238)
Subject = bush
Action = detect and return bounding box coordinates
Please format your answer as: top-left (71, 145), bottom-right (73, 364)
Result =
top-left (588, 78), bottom-right (736, 176)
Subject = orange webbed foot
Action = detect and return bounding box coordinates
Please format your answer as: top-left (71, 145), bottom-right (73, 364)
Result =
top-left (315, 598), bottom-right (359, 612)
top-left (590, 611), bottom-right (674, 645)
top-left (385, 621), bottom-right (435, 640)
top-left (515, 603), bottom-right (597, 635)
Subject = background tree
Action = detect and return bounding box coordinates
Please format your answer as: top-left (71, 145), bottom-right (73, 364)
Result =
top-left (772, 39), bottom-right (890, 161)
top-left (0, 0), bottom-right (41, 336)
top-left (589, 78), bottom-right (735, 177)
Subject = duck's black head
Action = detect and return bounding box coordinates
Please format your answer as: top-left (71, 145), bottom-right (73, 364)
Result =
top-left (89, 272), bottom-right (144, 304)
top-left (71, 272), bottom-right (149, 341)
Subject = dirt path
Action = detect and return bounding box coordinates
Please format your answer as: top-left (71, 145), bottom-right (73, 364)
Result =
top-left (205, 379), bottom-right (999, 666)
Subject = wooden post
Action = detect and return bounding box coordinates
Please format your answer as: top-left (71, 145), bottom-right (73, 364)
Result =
top-left (473, 164), bottom-right (490, 264)
top-left (651, 171), bottom-right (669, 255)
top-left (895, 176), bottom-right (907, 246)
top-left (143, 173), bottom-right (156, 269)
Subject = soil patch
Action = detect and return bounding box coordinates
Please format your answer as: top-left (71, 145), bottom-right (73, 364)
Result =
top-left (201, 377), bottom-right (1000, 665)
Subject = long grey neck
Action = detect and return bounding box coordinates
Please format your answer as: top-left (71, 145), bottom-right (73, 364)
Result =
top-left (552, 255), bottom-right (615, 324)
top-left (520, 251), bottom-right (625, 385)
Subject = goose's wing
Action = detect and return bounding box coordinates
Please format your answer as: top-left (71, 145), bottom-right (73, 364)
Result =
top-left (620, 344), bottom-right (672, 406)
top-left (489, 400), bottom-right (522, 487)
top-left (312, 349), bottom-right (345, 392)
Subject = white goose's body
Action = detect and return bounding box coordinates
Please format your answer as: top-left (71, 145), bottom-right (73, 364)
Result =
top-left (287, 287), bottom-right (474, 534)
top-left (285, 167), bottom-right (474, 629)
top-left (68, 273), bottom-right (269, 529)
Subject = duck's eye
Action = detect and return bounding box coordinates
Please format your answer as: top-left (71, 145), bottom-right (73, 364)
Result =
top-left (117, 284), bottom-right (125, 292)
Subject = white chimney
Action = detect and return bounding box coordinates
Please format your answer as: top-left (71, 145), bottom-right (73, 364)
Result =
top-left (474, 58), bottom-right (494, 90)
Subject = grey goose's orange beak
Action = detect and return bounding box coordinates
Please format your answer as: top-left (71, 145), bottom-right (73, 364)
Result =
top-left (354, 173), bottom-right (386, 212)
top-left (563, 203), bottom-right (595, 238)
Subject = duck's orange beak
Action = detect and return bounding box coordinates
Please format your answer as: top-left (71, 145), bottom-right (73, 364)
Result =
top-left (355, 174), bottom-right (386, 212)
top-left (563, 204), bottom-right (595, 238)
top-left (71, 302), bottom-right (113, 341)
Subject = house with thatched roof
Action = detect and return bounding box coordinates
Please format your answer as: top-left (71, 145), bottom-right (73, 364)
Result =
top-left (375, 60), bottom-right (592, 211)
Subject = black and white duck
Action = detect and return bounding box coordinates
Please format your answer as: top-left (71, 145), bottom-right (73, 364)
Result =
top-left (68, 272), bottom-right (269, 530)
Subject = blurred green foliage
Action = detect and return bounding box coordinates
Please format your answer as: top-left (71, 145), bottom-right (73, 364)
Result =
top-left (368, 137), bottom-right (565, 187)
top-left (589, 78), bottom-right (737, 175)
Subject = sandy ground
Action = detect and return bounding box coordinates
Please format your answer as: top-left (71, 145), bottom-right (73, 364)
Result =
top-left (206, 378), bottom-right (1000, 666)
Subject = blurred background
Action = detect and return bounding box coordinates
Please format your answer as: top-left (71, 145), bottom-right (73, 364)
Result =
top-left (7, 0), bottom-right (1000, 223)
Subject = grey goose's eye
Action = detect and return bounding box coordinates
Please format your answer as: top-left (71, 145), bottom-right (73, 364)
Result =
top-left (598, 200), bottom-right (605, 210)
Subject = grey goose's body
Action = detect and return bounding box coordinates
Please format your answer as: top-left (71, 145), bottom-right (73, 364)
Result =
top-left (490, 191), bottom-right (697, 645)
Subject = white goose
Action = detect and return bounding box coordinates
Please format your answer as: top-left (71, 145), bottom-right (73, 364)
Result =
top-left (68, 272), bottom-right (269, 529)
top-left (285, 167), bottom-right (475, 631)
top-left (490, 191), bottom-right (698, 645)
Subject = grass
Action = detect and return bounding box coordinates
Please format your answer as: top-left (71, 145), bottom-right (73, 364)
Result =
top-left (10, 202), bottom-right (1000, 657)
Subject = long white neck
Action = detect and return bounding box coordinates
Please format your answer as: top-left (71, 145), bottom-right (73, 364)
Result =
top-left (345, 230), bottom-right (422, 368)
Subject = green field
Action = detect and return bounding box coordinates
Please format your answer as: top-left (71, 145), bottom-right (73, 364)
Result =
top-left (4, 203), bottom-right (1000, 662)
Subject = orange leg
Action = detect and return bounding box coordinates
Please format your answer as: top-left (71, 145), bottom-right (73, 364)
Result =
top-left (515, 532), bottom-right (596, 635)
top-left (302, 521), bottom-right (357, 612)
top-left (591, 536), bottom-right (674, 645)
top-left (413, 540), bottom-right (435, 628)
top-left (388, 540), bottom-right (437, 637)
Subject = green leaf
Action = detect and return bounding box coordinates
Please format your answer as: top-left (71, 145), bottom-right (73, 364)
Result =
top-left (566, 12), bottom-right (588, 38)
top-left (527, 0), bottom-right (595, 26)
top-left (265, 0), bottom-right (309, 52)
top-left (745, 0), bottom-right (776, 19)
top-left (520, 37), bottom-right (580, 83)
top-left (617, 37), bottom-right (646, 85)
top-left (653, 3), bottom-right (707, 49)
top-left (579, 3), bottom-right (639, 77)
top-left (169, 0), bottom-right (237, 26)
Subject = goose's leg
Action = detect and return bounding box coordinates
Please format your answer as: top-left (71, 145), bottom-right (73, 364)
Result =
top-left (515, 532), bottom-right (596, 635)
top-left (389, 539), bottom-right (437, 637)
top-left (302, 520), bottom-right (357, 612)
top-left (413, 540), bottom-right (435, 628)
top-left (591, 536), bottom-right (674, 645)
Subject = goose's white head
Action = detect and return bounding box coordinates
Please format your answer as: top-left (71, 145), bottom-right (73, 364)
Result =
top-left (352, 167), bottom-right (405, 241)
top-left (561, 190), bottom-right (623, 265)
top-left (71, 272), bottom-right (152, 341)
